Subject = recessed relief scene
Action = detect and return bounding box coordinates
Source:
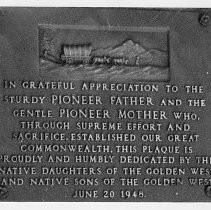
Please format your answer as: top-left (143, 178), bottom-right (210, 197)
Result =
top-left (39, 25), bottom-right (169, 81)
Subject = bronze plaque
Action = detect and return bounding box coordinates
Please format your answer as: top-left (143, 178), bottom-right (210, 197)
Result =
top-left (0, 7), bottom-right (211, 201)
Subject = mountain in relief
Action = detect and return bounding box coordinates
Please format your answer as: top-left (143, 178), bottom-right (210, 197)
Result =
top-left (92, 39), bottom-right (168, 67)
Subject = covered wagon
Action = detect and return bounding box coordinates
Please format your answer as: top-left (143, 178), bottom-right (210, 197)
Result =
top-left (61, 44), bottom-right (92, 64)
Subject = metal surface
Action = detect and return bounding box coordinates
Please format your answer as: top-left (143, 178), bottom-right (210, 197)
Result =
top-left (0, 7), bottom-right (211, 202)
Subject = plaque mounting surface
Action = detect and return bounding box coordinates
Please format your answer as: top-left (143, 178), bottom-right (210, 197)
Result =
top-left (0, 7), bottom-right (211, 202)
